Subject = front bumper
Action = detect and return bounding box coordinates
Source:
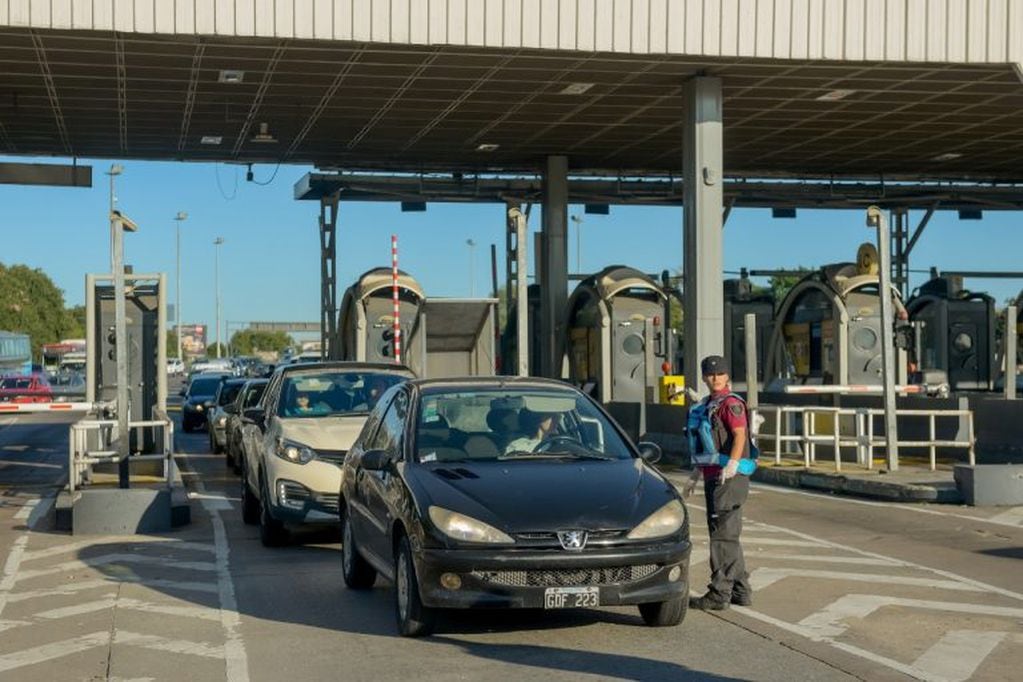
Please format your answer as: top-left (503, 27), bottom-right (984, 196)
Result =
top-left (212, 424), bottom-right (227, 446)
top-left (415, 540), bottom-right (691, 609)
top-left (265, 458), bottom-right (342, 525)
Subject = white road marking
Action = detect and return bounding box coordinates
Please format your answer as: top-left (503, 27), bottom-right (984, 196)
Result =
top-left (30, 596), bottom-right (222, 623)
top-left (0, 631), bottom-right (111, 673)
top-left (750, 567), bottom-right (986, 593)
top-left (911, 630), bottom-right (1008, 682)
top-left (192, 475), bottom-right (249, 681)
top-left (12, 497), bottom-right (38, 520)
top-left (6, 576), bottom-right (219, 603)
top-left (22, 538), bottom-right (215, 563)
top-left (115, 631), bottom-right (224, 658)
top-left (986, 507), bottom-right (1023, 527)
top-left (0, 495), bottom-right (53, 621)
top-left (14, 554), bottom-right (217, 582)
top-left (0, 619), bottom-right (32, 632)
top-left (742, 536), bottom-right (831, 548)
top-left (746, 552), bottom-right (904, 567)
top-left (798, 594), bottom-right (1023, 638)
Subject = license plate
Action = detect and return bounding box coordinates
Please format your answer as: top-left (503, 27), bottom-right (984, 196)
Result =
top-left (543, 586), bottom-right (599, 609)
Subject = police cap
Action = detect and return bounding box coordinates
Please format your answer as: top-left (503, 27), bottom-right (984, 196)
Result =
top-left (700, 355), bottom-right (730, 376)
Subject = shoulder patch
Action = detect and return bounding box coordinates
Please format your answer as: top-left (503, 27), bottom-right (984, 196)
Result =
top-left (728, 402), bottom-right (744, 417)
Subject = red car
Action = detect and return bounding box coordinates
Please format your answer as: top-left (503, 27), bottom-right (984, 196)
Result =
top-left (0, 374), bottom-right (53, 403)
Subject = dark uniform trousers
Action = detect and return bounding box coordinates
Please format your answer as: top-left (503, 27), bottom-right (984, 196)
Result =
top-left (703, 473), bottom-right (752, 602)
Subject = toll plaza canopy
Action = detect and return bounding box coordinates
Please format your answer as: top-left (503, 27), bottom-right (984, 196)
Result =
top-left (3, 0), bottom-right (1023, 382)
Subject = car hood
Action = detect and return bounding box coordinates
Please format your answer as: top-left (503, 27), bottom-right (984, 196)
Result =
top-left (407, 458), bottom-right (678, 533)
top-left (279, 416), bottom-right (368, 451)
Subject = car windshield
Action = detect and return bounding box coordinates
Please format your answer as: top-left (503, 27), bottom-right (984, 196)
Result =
top-left (278, 371), bottom-right (406, 418)
top-left (415, 388), bottom-right (633, 463)
top-left (189, 377), bottom-right (222, 396)
top-left (218, 383), bottom-right (244, 405)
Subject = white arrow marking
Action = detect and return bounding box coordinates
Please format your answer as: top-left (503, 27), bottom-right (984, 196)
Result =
top-left (0, 631), bottom-right (111, 673)
top-left (750, 568), bottom-right (985, 593)
top-left (799, 594), bottom-right (1023, 637)
top-left (911, 629), bottom-right (1008, 682)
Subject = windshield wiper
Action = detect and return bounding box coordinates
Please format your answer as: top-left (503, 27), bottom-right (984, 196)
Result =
top-left (497, 451), bottom-right (616, 461)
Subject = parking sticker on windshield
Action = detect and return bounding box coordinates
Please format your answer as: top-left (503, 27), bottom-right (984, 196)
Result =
top-left (421, 452), bottom-right (437, 463)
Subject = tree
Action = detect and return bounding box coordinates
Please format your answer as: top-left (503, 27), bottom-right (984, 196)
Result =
top-left (766, 270), bottom-right (808, 303)
top-left (229, 329), bottom-right (293, 356)
top-left (63, 304), bottom-right (86, 339)
top-left (0, 263), bottom-right (75, 358)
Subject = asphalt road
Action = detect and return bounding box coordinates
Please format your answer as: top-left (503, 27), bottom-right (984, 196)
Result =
top-left (0, 401), bottom-right (1021, 681)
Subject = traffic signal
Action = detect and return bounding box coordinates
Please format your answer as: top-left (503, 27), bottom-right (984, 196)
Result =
top-left (106, 326), bottom-right (117, 360)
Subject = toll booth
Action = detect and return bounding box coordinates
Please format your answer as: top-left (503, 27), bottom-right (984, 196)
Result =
top-left (906, 276), bottom-right (996, 391)
top-left (764, 245), bottom-right (909, 386)
top-left (339, 267), bottom-right (426, 376)
top-left (723, 277), bottom-right (774, 390)
top-left (86, 274), bottom-right (167, 449)
top-left (564, 265), bottom-right (672, 403)
top-left (420, 299), bottom-right (498, 377)
top-left (500, 284), bottom-right (541, 377)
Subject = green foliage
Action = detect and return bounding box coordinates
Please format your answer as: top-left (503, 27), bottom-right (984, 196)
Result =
top-left (229, 329), bottom-right (293, 355)
top-left (766, 271), bottom-right (806, 303)
top-left (63, 304), bottom-right (86, 339)
top-left (167, 330), bottom-right (179, 358)
top-left (0, 263), bottom-right (75, 358)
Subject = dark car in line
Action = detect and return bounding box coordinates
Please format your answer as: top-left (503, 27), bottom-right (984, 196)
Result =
top-left (339, 377), bottom-right (691, 637)
top-left (224, 378), bottom-right (268, 473)
top-left (181, 373), bottom-right (231, 432)
top-left (208, 378), bottom-right (248, 455)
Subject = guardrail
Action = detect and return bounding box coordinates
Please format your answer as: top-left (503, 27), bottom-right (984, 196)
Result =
top-left (756, 404), bottom-right (975, 472)
top-left (1, 401), bottom-right (94, 413)
top-left (68, 409), bottom-right (175, 493)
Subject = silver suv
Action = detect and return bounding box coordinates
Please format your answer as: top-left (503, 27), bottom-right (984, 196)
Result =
top-left (240, 362), bottom-right (415, 546)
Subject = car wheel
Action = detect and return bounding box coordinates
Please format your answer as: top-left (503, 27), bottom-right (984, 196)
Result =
top-left (229, 443), bottom-right (242, 474)
top-left (240, 464), bottom-right (259, 525)
top-left (638, 593), bottom-right (688, 627)
top-left (181, 418), bottom-right (192, 433)
top-left (340, 508), bottom-right (377, 589)
top-left (259, 476), bottom-right (288, 547)
top-left (394, 535), bottom-right (435, 637)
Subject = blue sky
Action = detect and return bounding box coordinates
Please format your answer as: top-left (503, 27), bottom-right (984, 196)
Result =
top-left (1, 155), bottom-right (1021, 342)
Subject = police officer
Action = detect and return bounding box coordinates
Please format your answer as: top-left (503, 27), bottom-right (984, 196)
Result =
top-left (686, 354), bottom-right (754, 610)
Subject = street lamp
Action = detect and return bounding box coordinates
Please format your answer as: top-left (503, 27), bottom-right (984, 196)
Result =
top-left (466, 238), bottom-right (476, 296)
top-left (173, 211), bottom-right (187, 361)
top-left (105, 164), bottom-right (123, 270)
top-left (213, 237), bottom-right (224, 359)
top-left (570, 214), bottom-right (583, 273)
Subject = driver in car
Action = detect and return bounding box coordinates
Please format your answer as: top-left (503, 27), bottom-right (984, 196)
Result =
top-left (504, 409), bottom-right (556, 454)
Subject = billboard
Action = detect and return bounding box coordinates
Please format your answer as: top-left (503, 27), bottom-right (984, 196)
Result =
top-left (176, 324), bottom-right (207, 355)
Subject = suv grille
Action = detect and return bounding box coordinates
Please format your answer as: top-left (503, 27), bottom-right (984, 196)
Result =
top-left (470, 565), bottom-right (658, 588)
top-left (316, 449), bottom-right (346, 466)
top-left (316, 493), bottom-right (340, 514)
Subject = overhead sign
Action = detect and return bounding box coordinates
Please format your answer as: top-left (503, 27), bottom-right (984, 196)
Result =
top-left (0, 162), bottom-right (92, 187)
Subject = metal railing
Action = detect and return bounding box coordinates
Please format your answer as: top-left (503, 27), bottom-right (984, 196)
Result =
top-left (68, 410), bottom-right (175, 493)
top-left (756, 404), bottom-right (975, 472)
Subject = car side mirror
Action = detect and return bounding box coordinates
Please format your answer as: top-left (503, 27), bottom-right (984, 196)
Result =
top-left (361, 449), bottom-right (393, 472)
top-left (242, 407), bottom-right (265, 427)
top-left (637, 441), bottom-right (662, 464)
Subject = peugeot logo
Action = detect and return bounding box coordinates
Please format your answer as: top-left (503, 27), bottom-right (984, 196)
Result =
top-left (557, 530), bottom-right (588, 551)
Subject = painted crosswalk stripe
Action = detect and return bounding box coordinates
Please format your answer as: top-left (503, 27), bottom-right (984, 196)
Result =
top-left (911, 629), bottom-right (1008, 682)
top-left (746, 552), bottom-right (904, 567)
top-left (0, 631), bottom-right (110, 673)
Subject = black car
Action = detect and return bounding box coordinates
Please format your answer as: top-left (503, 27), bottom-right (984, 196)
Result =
top-left (224, 378), bottom-right (268, 472)
top-left (181, 373), bottom-right (231, 432)
top-left (339, 377), bottom-right (690, 637)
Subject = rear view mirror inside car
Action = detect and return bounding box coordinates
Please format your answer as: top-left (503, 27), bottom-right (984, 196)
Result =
top-left (521, 395), bottom-right (577, 413)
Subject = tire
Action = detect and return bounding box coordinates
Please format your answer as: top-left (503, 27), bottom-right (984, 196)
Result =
top-left (240, 464), bottom-right (259, 525)
top-left (229, 443), bottom-right (242, 474)
top-left (394, 535), bottom-right (436, 637)
top-left (638, 593), bottom-right (688, 627)
top-left (259, 476), bottom-right (288, 547)
top-left (340, 508), bottom-right (377, 589)
top-left (181, 418), bottom-right (193, 433)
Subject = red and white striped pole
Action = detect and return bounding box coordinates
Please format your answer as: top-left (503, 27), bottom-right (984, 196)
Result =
top-left (391, 234), bottom-right (401, 365)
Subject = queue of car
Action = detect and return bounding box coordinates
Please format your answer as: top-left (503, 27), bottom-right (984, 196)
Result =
top-left (175, 359), bottom-right (692, 638)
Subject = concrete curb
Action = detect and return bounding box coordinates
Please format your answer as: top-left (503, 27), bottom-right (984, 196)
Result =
top-left (751, 465), bottom-right (963, 504)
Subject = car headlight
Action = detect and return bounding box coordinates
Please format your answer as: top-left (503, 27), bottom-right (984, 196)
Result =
top-left (216, 416), bottom-right (227, 427)
top-left (428, 506), bottom-right (513, 544)
top-left (275, 439), bottom-right (316, 465)
top-left (194, 403), bottom-right (204, 412)
top-left (627, 500), bottom-right (686, 540)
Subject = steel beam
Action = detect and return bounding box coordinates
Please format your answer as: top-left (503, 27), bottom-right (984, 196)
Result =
top-left (540, 156), bottom-right (569, 378)
top-left (867, 206), bottom-right (900, 472)
top-left (319, 193), bottom-right (340, 360)
top-left (682, 77), bottom-right (725, 396)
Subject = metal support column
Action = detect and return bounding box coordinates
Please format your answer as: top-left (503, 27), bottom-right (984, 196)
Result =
top-left (682, 77), bottom-right (725, 395)
top-left (891, 208), bottom-right (909, 299)
top-left (508, 205), bottom-right (530, 377)
top-left (540, 156), bottom-right (569, 378)
top-left (1006, 306), bottom-right (1017, 400)
top-left (319, 192), bottom-right (340, 360)
top-left (867, 206), bottom-right (900, 471)
top-left (111, 213), bottom-right (130, 488)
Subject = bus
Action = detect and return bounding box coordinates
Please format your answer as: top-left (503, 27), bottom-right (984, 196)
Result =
top-left (0, 331), bottom-right (32, 376)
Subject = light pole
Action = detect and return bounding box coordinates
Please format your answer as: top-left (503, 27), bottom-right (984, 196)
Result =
top-left (466, 238), bottom-right (476, 296)
top-left (173, 211), bottom-right (187, 361)
top-left (213, 237), bottom-right (224, 358)
top-left (570, 214), bottom-right (583, 273)
top-left (105, 164), bottom-right (123, 270)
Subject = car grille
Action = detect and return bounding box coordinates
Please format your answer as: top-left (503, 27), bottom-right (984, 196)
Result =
top-left (316, 449), bottom-right (346, 466)
top-left (316, 493), bottom-right (340, 514)
top-left (512, 530), bottom-right (628, 546)
top-left (470, 565), bottom-right (659, 588)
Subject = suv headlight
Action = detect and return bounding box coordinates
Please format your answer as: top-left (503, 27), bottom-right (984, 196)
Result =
top-left (216, 415), bottom-right (227, 427)
top-left (275, 438), bottom-right (316, 465)
top-left (428, 506), bottom-right (513, 544)
top-left (627, 500), bottom-right (686, 540)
